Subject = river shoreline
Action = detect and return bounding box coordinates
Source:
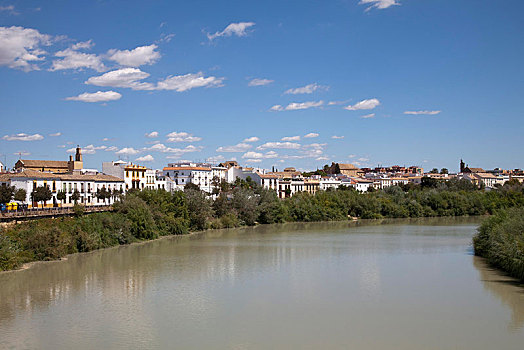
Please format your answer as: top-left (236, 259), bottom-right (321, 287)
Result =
top-left (1, 215), bottom-right (484, 274)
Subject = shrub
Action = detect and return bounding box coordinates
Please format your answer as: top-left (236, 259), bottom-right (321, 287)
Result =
top-left (474, 207), bottom-right (524, 280)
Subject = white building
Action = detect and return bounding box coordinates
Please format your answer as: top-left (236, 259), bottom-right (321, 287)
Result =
top-left (0, 169), bottom-right (124, 207)
top-left (319, 177), bottom-right (341, 191)
top-left (226, 166), bottom-right (263, 185)
top-left (464, 172), bottom-right (509, 188)
top-left (163, 165), bottom-right (213, 192)
top-left (260, 174), bottom-right (279, 191)
top-left (277, 179), bottom-right (305, 198)
top-left (103, 161), bottom-right (165, 191)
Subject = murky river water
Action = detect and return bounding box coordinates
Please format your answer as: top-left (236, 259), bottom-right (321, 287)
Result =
top-left (1, 217), bottom-right (523, 349)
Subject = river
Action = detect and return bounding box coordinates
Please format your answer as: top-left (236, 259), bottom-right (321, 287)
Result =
top-left (0, 217), bottom-right (523, 349)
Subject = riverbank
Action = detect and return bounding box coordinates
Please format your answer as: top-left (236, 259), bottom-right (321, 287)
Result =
top-left (473, 207), bottom-right (524, 281)
top-left (2, 180), bottom-right (523, 272)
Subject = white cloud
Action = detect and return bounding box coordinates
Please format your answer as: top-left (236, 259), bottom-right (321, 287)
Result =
top-left (0, 5), bottom-right (15, 12)
top-left (85, 68), bottom-right (154, 90)
top-left (404, 110), bottom-right (441, 115)
top-left (86, 69), bottom-right (222, 92)
top-left (304, 133), bottom-right (319, 138)
top-left (136, 154), bottom-right (155, 162)
top-left (257, 142), bottom-right (301, 150)
top-left (360, 113), bottom-right (375, 119)
top-left (145, 131), bottom-right (159, 138)
top-left (245, 159), bottom-right (262, 163)
top-left (359, 0), bottom-right (400, 11)
top-left (147, 143), bottom-right (193, 153)
top-left (358, 157), bottom-right (370, 162)
top-left (13, 151), bottom-right (31, 156)
top-left (241, 151), bottom-right (278, 159)
top-left (107, 44), bottom-right (161, 67)
top-left (105, 146), bottom-right (118, 152)
top-left (158, 33), bottom-right (175, 43)
top-left (345, 98), bottom-right (380, 111)
top-left (348, 154), bottom-right (356, 158)
top-left (271, 100), bottom-right (324, 111)
top-left (51, 48), bottom-right (105, 72)
top-left (65, 90), bottom-right (121, 103)
top-left (2, 133), bottom-right (43, 141)
top-left (145, 143), bottom-right (202, 156)
top-left (67, 144), bottom-right (106, 154)
top-left (328, 100), bottom-right (348, 106)
top-left (284, 83), bottom-right (328, 95)
top-left (265, 151), bottom-right (278, 158)
top-left (316, 156), bottom-right (329, 161)
top-left (71, 40), bottom-right (94, 50)
top-left (207, 22), bottom-right (255, 41)
top-left (243, 136), bottom-right (259, 142)
top-left (282, 136), bottom-right (300, 141)
top-left (274, 143), bottom-right (327, 160)
top-left (332, 135), bottom-right (344, 139)
top-left (166, 131), bottom-right (202, 142)
top-left (207, 155), bottom-right (225, 163)
top-left (156, 72), bottom-right (224, 92)
top-left (248, 78), bottom-right (273, 86)
top-left (49, 132), bottom-right (62, 137)
top-left (0, 26), bottom-right (52, 71)
top-left (216, 143), bottom-right (252, 152)
top-left (116, 147), bottom-right (139, 155)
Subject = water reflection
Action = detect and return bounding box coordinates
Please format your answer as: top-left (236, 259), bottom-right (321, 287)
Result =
top-left (0, 217), bottom-right (483, 326)
top-left (1, 217), bottom-right (523, 349)
top-left (473, 257), bottom-right (524, 330)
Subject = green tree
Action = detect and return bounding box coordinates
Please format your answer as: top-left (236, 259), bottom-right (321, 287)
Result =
top-left (0, 185), bottom-right (15, 205)
top-left (96, 187), bottom-right (111, 205)
top-left (56, 190), bottom-right (66, 206)
top-left (430, 168), bottom-right (439, 174)
top-left (185, 188), bottom-right (213, 230)
top-left (71, 190), bottom-right (80, 204)
top-left (184, 182), bottom-right (200, 192)
top-left (440, 168), bottom-right (449, 174)
top-left (31, 186), bottom-right (52, 208)
top-left (13, 188), bottom-right (27, 202)
top-left (211, 175), bottom-right (221, 195)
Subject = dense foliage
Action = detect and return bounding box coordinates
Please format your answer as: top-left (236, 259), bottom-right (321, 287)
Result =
top-left (473, 207), bottom-right (524, 281)
top-left (1, 177), bottom-right (524, 271)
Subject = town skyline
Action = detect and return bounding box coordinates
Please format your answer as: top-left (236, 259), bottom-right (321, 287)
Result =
top-left (1, 0), bottom-right (523, 172)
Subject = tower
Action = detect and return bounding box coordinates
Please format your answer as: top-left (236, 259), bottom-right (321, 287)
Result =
top-left (460, 159), bottom-right (465, 173)
top-left (68, 146), bottom-right (84, 171)
top-left (75, 145), bottom-right (83, 161)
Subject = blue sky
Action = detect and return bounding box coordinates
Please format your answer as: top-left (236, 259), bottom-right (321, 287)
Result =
top-left (1, 0), bottom-right (523, 172)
